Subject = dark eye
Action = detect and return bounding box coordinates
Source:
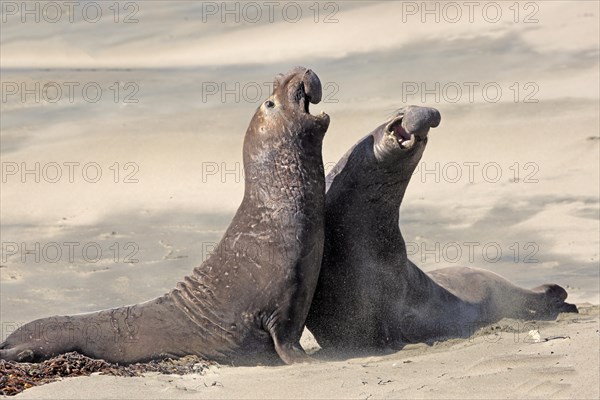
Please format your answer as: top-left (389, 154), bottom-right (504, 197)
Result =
top-left (264, 100), bottom-right (275, 108)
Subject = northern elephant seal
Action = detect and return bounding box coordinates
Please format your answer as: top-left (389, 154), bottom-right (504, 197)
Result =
top-left (1, 66), bottom-right (330, 364)
top-left (306, 105), bottom-right (577, 349)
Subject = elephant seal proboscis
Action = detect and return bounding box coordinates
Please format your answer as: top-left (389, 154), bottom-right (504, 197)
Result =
top-left (306, 105), bottom-right (577, 350)
top-left (1, 66), bottom-right (330, 365)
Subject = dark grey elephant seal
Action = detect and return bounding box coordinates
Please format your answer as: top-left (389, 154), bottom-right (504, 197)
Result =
top-left (1, 67), bottom-right (330, 365)
top-left (306, 105), bottom-right (577, 349)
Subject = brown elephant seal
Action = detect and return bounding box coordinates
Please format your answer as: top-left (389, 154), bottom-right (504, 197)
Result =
top-left (1, 66), bottom-right (330, 365)
top-left (306, 105), bottom-right (577, 349)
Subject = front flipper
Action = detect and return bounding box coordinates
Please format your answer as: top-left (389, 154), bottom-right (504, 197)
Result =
top-left (264, 316), bottom-right (313, 364)
top-left (272, 337), bottom-right (314, 364)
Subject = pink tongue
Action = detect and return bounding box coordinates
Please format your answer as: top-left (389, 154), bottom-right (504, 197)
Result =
top-left (393, 124), bottom-right (411, 141)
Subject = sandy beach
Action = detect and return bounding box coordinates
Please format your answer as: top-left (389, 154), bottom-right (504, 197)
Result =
top-left (13, 305), bottom-right (600, 399)
top-left (1, 1), bottom-right (599, 398)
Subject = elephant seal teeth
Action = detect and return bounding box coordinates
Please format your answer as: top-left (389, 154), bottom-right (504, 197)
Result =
top-left (400, 134), bottom-right (416, 149)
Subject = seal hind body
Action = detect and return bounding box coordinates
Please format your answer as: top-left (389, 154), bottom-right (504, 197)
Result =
top-left (1, 67), bottom-right (330, 365)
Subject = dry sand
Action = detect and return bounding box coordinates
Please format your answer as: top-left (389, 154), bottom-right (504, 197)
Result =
top-left (1, 1), bottom-right (599, 398)
top-left (13, 305), bottom-right (600, 399)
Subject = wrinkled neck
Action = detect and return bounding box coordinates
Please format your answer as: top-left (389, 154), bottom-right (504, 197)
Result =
top-left (327, 137), bottom-right (416, 215)
top-left (243, 136), bottom-right (324, 210)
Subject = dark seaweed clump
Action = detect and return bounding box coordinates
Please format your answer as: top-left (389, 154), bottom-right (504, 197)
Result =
top-left (0, 352), bottom-right (212, 396)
